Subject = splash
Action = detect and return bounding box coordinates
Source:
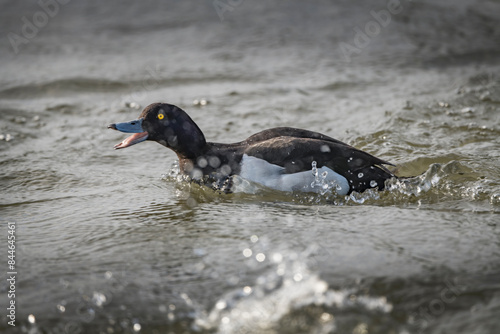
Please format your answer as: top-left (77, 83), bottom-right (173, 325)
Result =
top-left (162, 161), bottom-right (234, 193)
top-left (310, 161), bottom-right (345, 196)
top-left (161, 161), bottom-right (181, 181)
top-left (311, 161), bottom-right (330, 195)
top-left (195, 250), bottom-right (393, 334)
top-left (161, 159), bottom-right (499, 210)
top-left (385, 163), bottom-right (443, 196)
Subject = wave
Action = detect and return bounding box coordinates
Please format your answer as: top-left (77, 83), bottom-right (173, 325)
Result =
top-left (162, 160), bottom-right (499, 212)
top-left (0, 73), bottom-right (255, 99)
top-left (194, 248), bottom-right (393, 334)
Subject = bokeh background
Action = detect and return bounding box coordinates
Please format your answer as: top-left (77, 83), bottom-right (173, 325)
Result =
top-left (1, 0), bottom-right (499, 333)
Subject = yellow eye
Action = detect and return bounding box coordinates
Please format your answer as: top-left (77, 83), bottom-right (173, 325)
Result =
top-left (158, 113), bottom-right (164, 120)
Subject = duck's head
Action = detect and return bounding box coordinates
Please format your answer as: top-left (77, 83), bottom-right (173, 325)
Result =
top-left (108, 103), bottom-right (206, 158)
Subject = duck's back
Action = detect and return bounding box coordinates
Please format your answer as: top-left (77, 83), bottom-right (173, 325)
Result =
top-left (237, 128), bottom-right (394, 194)
top-left (244, 127), bottom-right (349, 146)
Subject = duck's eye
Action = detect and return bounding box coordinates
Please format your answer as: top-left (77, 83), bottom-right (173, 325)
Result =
top-left (158, 113), bottom-right (164, 120)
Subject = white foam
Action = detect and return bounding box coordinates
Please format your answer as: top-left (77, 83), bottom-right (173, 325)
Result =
top-left (195, 252), bottom-right (393, 334)
top-left (239, 155), bottom-right (349, 195)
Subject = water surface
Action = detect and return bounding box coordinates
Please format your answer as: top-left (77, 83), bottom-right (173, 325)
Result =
top-left (1, 1), bottom-right (499, 333)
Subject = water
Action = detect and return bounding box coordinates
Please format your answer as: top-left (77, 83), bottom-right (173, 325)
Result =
top-left (1, 0), bottom-right (499, 333)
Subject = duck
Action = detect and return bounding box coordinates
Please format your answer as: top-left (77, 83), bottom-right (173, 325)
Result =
top-left (108, 103), bottom-right (395, 195)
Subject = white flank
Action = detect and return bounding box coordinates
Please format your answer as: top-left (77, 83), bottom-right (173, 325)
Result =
top-left (239, 154), bottom-right (349, 195)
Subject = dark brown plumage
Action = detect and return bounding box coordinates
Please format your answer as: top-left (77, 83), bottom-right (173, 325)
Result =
top-left (108, 103), bottom-right (395, 194)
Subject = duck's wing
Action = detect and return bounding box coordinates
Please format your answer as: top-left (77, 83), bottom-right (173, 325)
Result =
top-left (244, 127), bottom-right (350, 147)
top-left (243, 137), bottom-right (394, 193)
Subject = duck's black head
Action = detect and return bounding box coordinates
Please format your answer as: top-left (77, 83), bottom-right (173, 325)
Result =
top-left (108, 103), bottom-right (206, 158)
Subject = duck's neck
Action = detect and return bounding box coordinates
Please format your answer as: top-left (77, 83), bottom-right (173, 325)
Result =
top-left (164, 117), bottom-right (207, 160)
top-left (174, 138), bottom-right (206, 160)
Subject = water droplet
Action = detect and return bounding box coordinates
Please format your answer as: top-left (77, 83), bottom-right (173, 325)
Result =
top-left (358, 172), bottom-right (364, 178)
top-left (28, 314), bottom-right (36, 324)
top-left (133, 323), bottom-right (141, 332)
top-left (320, 312), bottom-right (333, 322)
top-left (243, 248), bottom-right (252, 257)
top-left (197, 157), bottom-right (208, 168)
top-left (220, 164), bottom-right (232, 176)
top-left (320, 145), bottom-right (331, 153)
top-left (370, 180), bottom-right (378, 187)
top-left (215, 301), bottom-right (227, 310)
top-left (256, 253), bottom-right (266, 262)
top-left (242, 286), bottom-right (252, 295)
top-left (272, 253), bottom-right (283, 263)
top-left (353, 323), bottom-right (368, 334)
top-left (191, 168), bottom-right (203, 180)
top-left (293, 273), bottom-right (303, 282)
top-left (92, 292), bottom-right (107, 307)
top-left (127, 102), bottom-right (140, 109)
top-left (208, 156), bottom-right (221, 168)
top-left (250, 235), bottom-right (259, 243)
top-left (180, 293), bottom-right (193, 306)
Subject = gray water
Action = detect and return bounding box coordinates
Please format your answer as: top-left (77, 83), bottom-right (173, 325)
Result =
top-left (1, 1), bottom-right (499, 333)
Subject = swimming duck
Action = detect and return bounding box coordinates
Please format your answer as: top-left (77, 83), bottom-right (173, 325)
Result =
top-left (108, 103), bottom-right (395, 195)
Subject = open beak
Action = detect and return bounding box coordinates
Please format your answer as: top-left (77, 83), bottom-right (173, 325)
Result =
top-left (108, 119), bottom-right (149, 149)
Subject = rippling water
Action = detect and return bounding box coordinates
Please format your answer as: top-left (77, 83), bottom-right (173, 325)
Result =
top-left (1, 0), bottom-right (499, 333)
